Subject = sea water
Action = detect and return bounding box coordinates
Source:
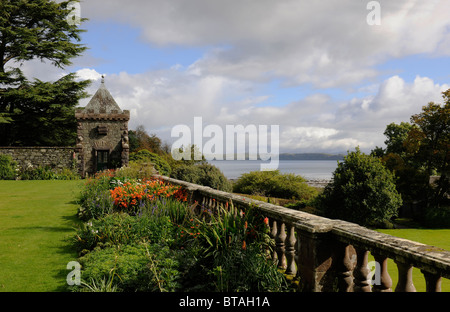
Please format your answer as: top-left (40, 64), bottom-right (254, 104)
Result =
top-left (208, 160), bottom-right (338, 181)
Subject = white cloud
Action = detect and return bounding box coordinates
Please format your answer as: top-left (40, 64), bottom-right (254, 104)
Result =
top-left (75, 68), bottom-right (103, 81)
top-left (82, 0), bottom-right (450, 88)
top-left (77, 61), bottom-right (449, 153)
top-left (69, 1), bottom-right (450, 153)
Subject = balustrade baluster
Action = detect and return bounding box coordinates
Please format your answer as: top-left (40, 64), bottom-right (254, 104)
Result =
top-left (421, 270), bottom-right (442, 292)
top-left (202, 196), bottom-right (207, 211)
top-left (275, 221), bottom-right (287, 269)
top-left (372, 254), bottom-right (392, 292)
top-left (353, 248), bottom-right (371, 292)
top-left (336, 244), bottom-right (356, 292)
top-left (285, 224), bottom-right (297, 275)
top-left (395, 261), bottom-right (416, 292)
top-left (270, 219), bottom-right (278, 262)
top-left (295, 232), bottom-right (301, 280)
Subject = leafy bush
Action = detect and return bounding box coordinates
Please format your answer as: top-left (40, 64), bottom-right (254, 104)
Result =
top-left (209, 243), bottom-right (288, 292)
top-left (171, 163), bottom-right (233, 192)
top-left (0, 155), bottom-right (16, 180)
top-left (176, 203), bottom-right (288, 292)
top-left (77, 243), bottom-right (181, 292)
top-left (129, 149), bottom-right (171, 176)
top-left (424, 205), bottom-right (450, 228)
top-left (317, 148), bottom-right (402, 227)
top-left (73, 213), bottom-right (175, 254)
top-left (76, 171), bottom-right (116, 221)
top-left (233, 170), bottom-right (318, 200)
top-left (114, 160), bottom-right (156, 180)
top-left (17, 165), bottom-right (79, 180)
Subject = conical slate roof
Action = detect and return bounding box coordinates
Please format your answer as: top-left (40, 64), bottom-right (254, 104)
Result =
top-left (84, 77), bottom-right (122, 114)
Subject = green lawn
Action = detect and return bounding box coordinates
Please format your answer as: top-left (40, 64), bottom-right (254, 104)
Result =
top-left (373, 228), bottom-right (450, 292)
top-left (0, 180), bottom-right (82, 292)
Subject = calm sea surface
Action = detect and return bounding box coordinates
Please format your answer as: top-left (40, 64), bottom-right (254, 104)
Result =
top-left (208, 160), bottom-right (338, 180)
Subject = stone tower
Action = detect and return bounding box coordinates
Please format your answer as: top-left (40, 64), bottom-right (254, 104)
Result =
top-left (75, 77), bottom-right (130, 177)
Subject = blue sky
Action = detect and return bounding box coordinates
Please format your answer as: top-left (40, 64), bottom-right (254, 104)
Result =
top-left (59, 0), bottom-right (450, 154)
top-left (79, 21), bottom-right (208, 74)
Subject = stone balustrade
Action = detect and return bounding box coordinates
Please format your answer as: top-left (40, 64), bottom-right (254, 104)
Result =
top-left (156, 175), bottom-right (450, 292)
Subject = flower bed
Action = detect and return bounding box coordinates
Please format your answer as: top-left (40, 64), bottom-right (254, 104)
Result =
top-left (72, 169), bottom-right (290, 292)
top-left (110, 179), bottom-right (187, 213)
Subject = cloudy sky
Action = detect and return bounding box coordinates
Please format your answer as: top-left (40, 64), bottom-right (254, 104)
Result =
top-left (24, 0), bottom-right (450, 154)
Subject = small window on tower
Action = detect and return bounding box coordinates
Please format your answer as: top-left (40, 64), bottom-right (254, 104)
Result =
top-left (97, 125), bottom-right (108, 135)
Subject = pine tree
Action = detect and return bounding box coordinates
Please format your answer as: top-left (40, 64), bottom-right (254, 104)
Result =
top-left (0, 0), bottom-right (90, 146)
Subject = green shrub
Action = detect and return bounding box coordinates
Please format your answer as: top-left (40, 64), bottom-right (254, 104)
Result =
top-left (114, 160), bottom-right (156, 180)
top-left (18, 165), bottom-right (80, 180)
top-left (317, 148), bottom-right (402, 227)
top-left (19, 166), bottom-right (56, 180)
top-left (73, 213), bottom-right (176, 253)
top-left (0, 155), bottom-right (16, 180)
top-left (209, 243), bottom-right (288, 292)
top-left (424, 205), bottom-right (450, 228)
top-left (233, 170), bottom-right (318, 200)
top-left (129, 149), bottom-right (171, 176)
top-left (171, 163), bottom-right (232, 192)
top-left (76, 171), bottom-right (116, 221)
top-left (77, 244), bottom-right (181, 292)
top-left (177, 204), bottom-right (287, 292)
top-left (54, 167), bottom-right (80, 180)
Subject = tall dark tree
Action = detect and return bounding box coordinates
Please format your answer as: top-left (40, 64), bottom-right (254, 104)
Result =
top-left (0, 0), bottom-right (89, 146)
top-left (130, 125), bottom-right (163, 154)
top-left (375, 90), bottom-right (450, 226)
top-left (406, 91), bottom-right (450, 210)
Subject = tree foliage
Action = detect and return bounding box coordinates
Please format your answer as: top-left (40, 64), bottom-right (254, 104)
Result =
top-left (318, 148), bottom-right (402, 227)
top-left (374, 90), bottom-right (450, 226)
top-left (171, 163), bottom-right (233, 192)
top-left (129, 149), bottom-right (172, 176)
top-left (0, 0), bottom-right (89, 146)
top-left (407, 92), bottom-right (450, 214)
top-left (233, 170), bottom-right (318, 201)
top-left (128, 125), bottom-right (163, 154)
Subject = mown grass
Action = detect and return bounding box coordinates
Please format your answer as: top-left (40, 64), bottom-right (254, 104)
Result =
top-left (373, 228), bottom-right (450, 292)
top-left (0, 180), bottom-right (83, 292)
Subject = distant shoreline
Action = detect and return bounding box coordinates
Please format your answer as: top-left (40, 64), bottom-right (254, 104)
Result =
top-left (279, 153), bottom-right (344, 161)
top-left (229, 177), bottom-right (331, 188)
top-left (209, 159), bottom-right (337, 184)
top-left (208, 153), bottom-right (345, 161)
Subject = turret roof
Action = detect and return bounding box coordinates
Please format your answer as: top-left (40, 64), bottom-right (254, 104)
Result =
top-left (84, 76), bottom-right (122, 114)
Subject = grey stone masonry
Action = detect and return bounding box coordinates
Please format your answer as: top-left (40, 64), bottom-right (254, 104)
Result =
top-left (75, 77), bottom-right (130, 177)
top-left (0, 147), bottom-right (76, 170)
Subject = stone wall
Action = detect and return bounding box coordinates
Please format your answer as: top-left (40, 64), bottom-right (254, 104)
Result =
top-left (75, 113), bottom-right (129, 176)
top-left (0, 147), bottom-right (77, 170)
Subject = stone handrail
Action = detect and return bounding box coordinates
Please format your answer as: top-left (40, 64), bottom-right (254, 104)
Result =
top-left (156, 175), bottom-right (450, 292)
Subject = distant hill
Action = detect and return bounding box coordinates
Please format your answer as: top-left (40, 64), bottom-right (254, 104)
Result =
top-left (279, 153), bottom-right (344, 160)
